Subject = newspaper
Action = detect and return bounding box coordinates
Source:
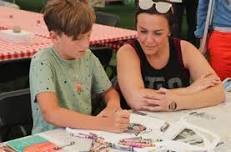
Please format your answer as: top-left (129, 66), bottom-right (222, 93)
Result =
top-left (143, 92), bottom-right (231, 152)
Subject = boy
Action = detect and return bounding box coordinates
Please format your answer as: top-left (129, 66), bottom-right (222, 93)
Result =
top-left (29, 0), bottom-right (129, 134)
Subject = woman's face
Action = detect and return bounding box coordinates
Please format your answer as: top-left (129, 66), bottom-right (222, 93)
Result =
top-left (136, 13), bottom-right (170, 56)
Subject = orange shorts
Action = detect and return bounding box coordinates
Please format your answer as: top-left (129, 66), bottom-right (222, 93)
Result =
top-left (208, 30), bottom-right (231, 80)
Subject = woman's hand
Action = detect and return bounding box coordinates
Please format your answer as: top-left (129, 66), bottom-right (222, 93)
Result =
top-left (131, 89), bottom-right (164, 110)
top-left (139, 88), bottom-right (178, 112)
top-left (188, 73), bottom-right (221, 93)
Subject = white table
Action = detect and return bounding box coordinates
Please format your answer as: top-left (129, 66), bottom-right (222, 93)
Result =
top-left (40, 92), bottom-right (231, 152)
top-left (3, 92), bottom-right (230, 152)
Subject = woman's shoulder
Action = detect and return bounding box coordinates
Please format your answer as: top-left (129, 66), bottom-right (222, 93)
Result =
top-left (170, 37), bottom-right (194, 53)
top-left (117, 41), bottom-right (141, 64)
top-left (117, 42), bottom-right (136, 56)
top-left (180, 39), bottom-right (198, 52)
top-left (179, 39), bottom-right (203, 68)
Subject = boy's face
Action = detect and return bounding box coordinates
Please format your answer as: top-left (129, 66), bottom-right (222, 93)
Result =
top-left (51, 30), bottom-right (91, 60)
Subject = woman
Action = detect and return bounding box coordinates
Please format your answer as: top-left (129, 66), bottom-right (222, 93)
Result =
top-left (117, 0), bottom-right (224, 111)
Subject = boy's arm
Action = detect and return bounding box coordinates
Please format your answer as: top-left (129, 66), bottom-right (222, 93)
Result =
top-left (97, 87), bottom-right (122, 117)
top-left (36, 92), bottom-right (129, 133)
top-left (103, 87), bottom-right (121, 110)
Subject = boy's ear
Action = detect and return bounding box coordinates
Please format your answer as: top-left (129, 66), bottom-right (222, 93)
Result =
top-left (49, 31), bottom-right (59, 42)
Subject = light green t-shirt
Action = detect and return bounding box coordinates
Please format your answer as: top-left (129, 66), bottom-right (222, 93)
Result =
top-left (29, 47), bottom-right (111, 134)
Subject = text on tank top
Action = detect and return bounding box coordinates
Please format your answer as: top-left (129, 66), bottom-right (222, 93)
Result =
top-left (129, 37), bottom-right (190, 90)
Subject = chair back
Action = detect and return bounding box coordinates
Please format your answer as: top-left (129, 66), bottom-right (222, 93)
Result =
top-left (0, 88), bottom-right (33, 142)
top-left (90, 46), bottom-right (115, 80)
top-left (90, 46), bottom-right (113, 66)
top-left (0, 59), bottom-right (31, 93)
top-left (0, 59), bottom-right (31, 83)
top-left (90, 46), bottom-right (114, 115)
top-left (95, 11), bottom-right (120, 26)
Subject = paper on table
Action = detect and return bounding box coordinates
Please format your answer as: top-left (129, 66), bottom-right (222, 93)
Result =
top-left (130, 113), bottom-right (166, 130)
top-left (182, 104), bottom-right (231, 140)
top-left (223, 77), bottom-right (231, 92)
top-left (66, 113), bottom-right (166, 144)
top-left (39, 129), bottom-right (92, 152)
top-left (66, 127), bottom-right (135, 144)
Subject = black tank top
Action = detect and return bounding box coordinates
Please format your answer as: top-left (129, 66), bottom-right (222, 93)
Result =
top-left (131, 37), bottom-right (190, 89)
top-left (119, 37), bottom-right (190, 109)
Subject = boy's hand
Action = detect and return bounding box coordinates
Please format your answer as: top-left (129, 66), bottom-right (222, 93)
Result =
top-left (103, 110), bottom-right (130, 133)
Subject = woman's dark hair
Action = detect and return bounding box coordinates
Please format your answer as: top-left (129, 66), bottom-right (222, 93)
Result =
top-left (135, 1), bottom-right (174, 31)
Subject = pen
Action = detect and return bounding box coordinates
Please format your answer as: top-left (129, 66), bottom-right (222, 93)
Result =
top-left (122, 137), bottom-right (142, 142)
top-left (109, 143), bottom-right (134, 151)
top-left (53, 141), bottom-right (75, 150)
top-left (121, 138), bottom-right (152, 144)
top-left (132, 110), bottom-right (147, 116)
top-left (71, 132), bottom-right (97, 140)
top-left (120, 142), bottom-right (154, 148)
top-left (160, 122), bottom-right (170, 132)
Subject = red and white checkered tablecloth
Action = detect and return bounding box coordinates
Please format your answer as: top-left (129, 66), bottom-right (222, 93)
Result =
top-left (0, 35), bottom-right (52, 61)
top-left (0, 6), bottom-right (49, 38)
top-left (0, 6), bottom-right (137, 61)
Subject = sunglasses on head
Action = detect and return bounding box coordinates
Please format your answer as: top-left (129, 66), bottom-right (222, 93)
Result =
top-left (138, 0), bottom-right (172, 14)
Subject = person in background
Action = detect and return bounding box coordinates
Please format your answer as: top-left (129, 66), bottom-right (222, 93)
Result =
top-left (29, 0), bottom-right (129, 134)
top-left (0, 0), bottom-right (19, 9)
top-left (171, 0), bottom-right (198, 45)
top-left (117, 0), bottom-right (224, 111)
top-left (89, 0), bottom-right (105, 8)
top-left (195, 0), bottom-right (231, 81)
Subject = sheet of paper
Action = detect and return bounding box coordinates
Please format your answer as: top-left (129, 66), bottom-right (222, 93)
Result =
top-left (39, 129), bottom-right (92, 152)
top-left (66, 113), bottom-right (166, 144)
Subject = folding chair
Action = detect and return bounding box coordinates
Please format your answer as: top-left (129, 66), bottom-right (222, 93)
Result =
top-left (95, 11), bottom-right (120, 27)
top-left (0, 88), bottom-right (33, 142)
top-left (90, 47), bottom-right (114, 115)
top-left (90, 46), bottom-right (113, 67)
top-left (0, 58), bottom-right (31, 93)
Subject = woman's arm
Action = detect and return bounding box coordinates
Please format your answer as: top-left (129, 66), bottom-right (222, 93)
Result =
top-left (143, 41), bottom-right (224, 111)
top-left (36, 92), bottom-right (130, 133)
top-left (173, 40), bottom-right (225, 109)
top-left (117, 44), bottom-right (165, 110)
top-left (169, 72), bottom-right (221, 95)
top-left (117, 42), bottom-right (224, 112)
